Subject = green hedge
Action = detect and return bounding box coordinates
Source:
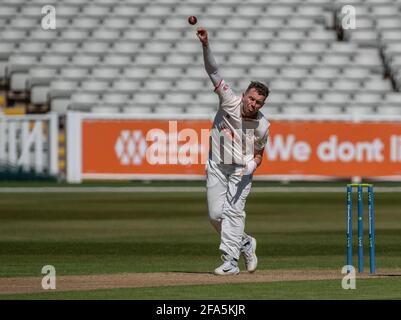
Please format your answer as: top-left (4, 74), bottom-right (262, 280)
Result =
top-left (0, 162), bottom-right (57, 181)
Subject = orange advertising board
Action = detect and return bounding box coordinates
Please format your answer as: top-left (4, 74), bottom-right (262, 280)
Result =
top-left (82, 119), bottom-right (401, 179)
top-left (82, 119), bottom-right (210, 176)
top-left (264, 121), bottom-right (401, 177)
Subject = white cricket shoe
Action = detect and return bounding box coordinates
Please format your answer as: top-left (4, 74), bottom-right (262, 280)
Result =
top-left (214, 254), bottom-right (240, 276)
top-left (241, 236), bottom-right (258, 273)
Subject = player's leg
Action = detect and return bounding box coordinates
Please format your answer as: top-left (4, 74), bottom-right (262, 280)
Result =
top-left (220, 172), bottom-right (258, 273)
top-left (206, 159), bottom-right (227, 234)
top-left (206, 160), bottom-right (240, 275)
top-left (219, 173), bottom-right (253, 262)
top-left (241, 233), bottom-right (258, 273)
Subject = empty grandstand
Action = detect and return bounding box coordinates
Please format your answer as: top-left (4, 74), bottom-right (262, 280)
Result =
top-left (0, 0), bottom-right (400, 117)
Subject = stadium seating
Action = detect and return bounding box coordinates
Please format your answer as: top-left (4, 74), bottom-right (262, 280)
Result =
top-left (0, 0), bottom-right (400, 116)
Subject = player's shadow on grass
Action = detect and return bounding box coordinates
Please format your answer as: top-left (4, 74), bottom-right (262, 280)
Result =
top-left (374, 273), bottom-right (401, 277)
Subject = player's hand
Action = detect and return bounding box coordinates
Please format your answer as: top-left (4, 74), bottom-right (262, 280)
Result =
top-left (196, 27), bottom-right (208, 46)
top-left (242, 160), bottom-right (257, 175)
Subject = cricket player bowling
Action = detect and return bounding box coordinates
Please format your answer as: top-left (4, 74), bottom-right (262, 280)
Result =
top-left (197, 27), bottom-right (270, 275)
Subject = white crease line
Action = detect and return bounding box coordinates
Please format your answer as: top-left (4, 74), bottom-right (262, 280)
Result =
top-left (0, 187), bottom-right (401, 193)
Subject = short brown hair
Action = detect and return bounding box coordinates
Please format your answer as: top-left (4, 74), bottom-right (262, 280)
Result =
top-left (246, 81), bottom-right (270, 98)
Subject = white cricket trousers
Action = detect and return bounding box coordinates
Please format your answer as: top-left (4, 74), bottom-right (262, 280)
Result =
top-left (206, 159), bottom-right (253, 260)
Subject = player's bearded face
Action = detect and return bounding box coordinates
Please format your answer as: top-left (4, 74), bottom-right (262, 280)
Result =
top-left (242, 88), bottom-right (266, 117)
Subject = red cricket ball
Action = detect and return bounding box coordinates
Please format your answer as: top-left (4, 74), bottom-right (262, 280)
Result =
top-left (188, 16), bottom-right (197, 25)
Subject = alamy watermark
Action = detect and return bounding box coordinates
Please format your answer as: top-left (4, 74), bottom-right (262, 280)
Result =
top-left (341, 265), bottom-right (356, 290)
top-left (41, 265), bottom-right (56, 290)
top-left (341, 5), bottom-right (356, 30)
top-left (114, 121), bottom-right (259, 166)
top-left (41, 5), bottom-right (56, 30)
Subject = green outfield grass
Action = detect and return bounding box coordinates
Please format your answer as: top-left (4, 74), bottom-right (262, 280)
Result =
top-left (0, 190), bottom-right (401, 299)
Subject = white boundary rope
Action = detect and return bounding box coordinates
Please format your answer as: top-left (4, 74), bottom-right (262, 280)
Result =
top-left (1, 187), bottom-right (401, 193)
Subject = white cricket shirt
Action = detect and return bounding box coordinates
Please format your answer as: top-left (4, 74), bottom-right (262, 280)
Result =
top-left (209, 80), bottom-right (270, 165)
